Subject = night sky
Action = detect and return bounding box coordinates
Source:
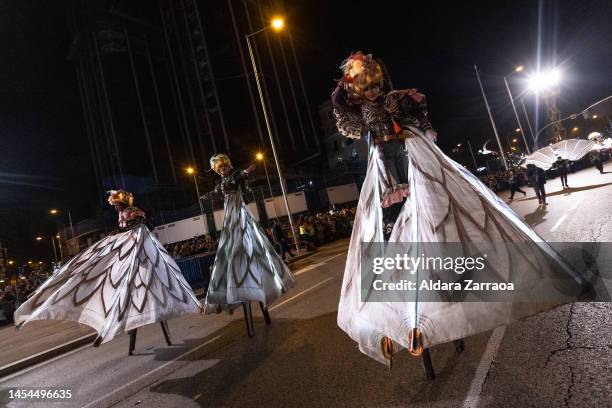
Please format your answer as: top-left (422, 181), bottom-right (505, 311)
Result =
top-left (2, 0), bottom-right (612, 262)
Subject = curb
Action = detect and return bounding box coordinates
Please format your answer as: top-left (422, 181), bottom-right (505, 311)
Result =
top-left (0, 332), bottom-right (97, 379)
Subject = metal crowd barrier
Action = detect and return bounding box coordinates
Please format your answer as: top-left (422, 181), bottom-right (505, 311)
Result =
top-left (176, 252), bottom-right (216, 290)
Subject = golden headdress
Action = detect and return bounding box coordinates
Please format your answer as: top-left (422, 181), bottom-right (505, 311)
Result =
top-left (209, 153), bottom-right (232, 175)
top-left (340, 51), bottom-right (384, 99)
top-left (107, 189), bottom-right (134, 206)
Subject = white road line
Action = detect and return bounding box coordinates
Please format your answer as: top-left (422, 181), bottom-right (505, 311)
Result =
top-left (82, 335), bottom-right (223, 408)
top-left (462, 326), bottom-right (506, 408)
top-left (269, 277), bottom-right (335, 311)
top-left (294, 253), bottom-right (345, 276)
top-left (568, 198), bottom-right (584, 212)
top-left (84, 276), bottom-right (335, 407)
top-left (550, 214), bottom-right (568, 232)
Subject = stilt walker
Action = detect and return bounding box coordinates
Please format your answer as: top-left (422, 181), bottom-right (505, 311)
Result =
top-left (15, 190), bottom-right (203, 355)
top-left (201, 154), bottom-right (294, 337)
top-left (332, 52), bottom-right (585, 379)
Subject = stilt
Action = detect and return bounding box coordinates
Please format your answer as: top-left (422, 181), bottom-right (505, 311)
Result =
top-left (160, 321), bottom-right (172, 345)
top-left (454, 338), bottom-right (465, 353)
top-left (243, 302), bottom-right (255, 337)
top-left (259, 302), bottom-right (272, 325)
top-left (128, 329), bottom-right (137, 356)
top-left (422, 348), bottom-right (435, 380)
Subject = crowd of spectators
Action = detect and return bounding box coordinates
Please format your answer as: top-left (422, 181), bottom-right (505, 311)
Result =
top-left (265, 206), bottom-right (357, 258)
top-left (164, 235), bottom-right (219, 260)
top-left (0, 277), bottom-right (37, 325)
top-left (479, 168), bottom-right (528, 192)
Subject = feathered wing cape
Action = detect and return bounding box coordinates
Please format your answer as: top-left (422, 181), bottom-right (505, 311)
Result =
top-left (205, 189), bottom-right (294, 313)
top-left (521, 139), bottom-right (595, 170)
top-left (14, 224), bottom-right (203, 345)
top-left (338, 128), bottom-right (585, 365)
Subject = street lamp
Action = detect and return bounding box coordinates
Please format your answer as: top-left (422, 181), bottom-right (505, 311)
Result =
top-left (527, 69), bottom-right (562, 94)
top-left (454, 141), bottom-right (478, 169)
top-left (271, 17), bottom-right (284, 31)
top-left (256, 152), bottom-right (281, 218)
top-left (186, 167), bottom-right (207, 235)
top-left (246, 16), bottom-right (299, 252)
top-left (503, 66), bottom-right (531, 153)
top-left (49, 208), bottom-right (75, 239)
top-left (35, 236), bottom-right (57, 263)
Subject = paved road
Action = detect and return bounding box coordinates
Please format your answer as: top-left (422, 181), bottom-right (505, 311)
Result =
top-left (0, 166), bottom-right (611, 408)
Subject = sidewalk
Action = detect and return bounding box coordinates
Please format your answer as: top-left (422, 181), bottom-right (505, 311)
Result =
top-left (0, 320), bottom-right (95, 371)
top-left (0, 247), bottom-right (314, 378)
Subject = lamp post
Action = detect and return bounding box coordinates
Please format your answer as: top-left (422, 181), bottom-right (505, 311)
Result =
top-left (186, 167), bottom-right (208, 235)
top-left (49, 208), bottom-right (72, 261)
top-left (35, 236), bottom-right (57, 263)
top-left (49, 208), bottom-right (74, 238)
top-left (503, 65), bottom-right (531, 153)
top-left (520, 98), bottom-right (536, 144)
top-left (465, 140), bottom-right (478, 169)
top-left (256, 152), bottom-right (280, 218)
top-left (246, 17), bottom-right (299, 252)
top-left (474, 65), bottom-right (508, 170)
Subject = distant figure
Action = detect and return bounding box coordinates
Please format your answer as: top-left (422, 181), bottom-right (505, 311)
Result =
top-left (591, 150), bottom-right (605, 174)
top-left (554, 156), bottom-right (569, 188)
top-left (508, 170), bottom-right (527, 200)
top-left (273, 219), bottom-right (295, 260)
top-left (527, 164), bottom-right (547, 205)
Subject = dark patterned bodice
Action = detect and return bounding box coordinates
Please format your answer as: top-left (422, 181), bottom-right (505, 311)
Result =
top-left (361, 99), bottom-right (393, 139)
top-left (219, 171), bottom-right (247, 196)
top-left (332, 83), bottom-right (434, 141)
top-left (204, 170), bottom-right (251, 202)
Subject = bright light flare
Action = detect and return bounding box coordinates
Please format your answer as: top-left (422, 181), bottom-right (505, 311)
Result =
top-left (35, 236), bottom-right (42, 241)
top-left (271, 17), bottom-right (285, 31)
top-left (515, 66), bottom-right (524, 72)
top-left (572, 127), bottom-right (579, 132)
top-left (528, 69), bottom-right (562, 93)
top-left (49, 209), bottom-right (58, 215)
top-left (186, 167), bottom-right (195, 175)
top-left (592, 114), bottom-right (598, 119)
top-left (256, 153), bottom-right (264, 161)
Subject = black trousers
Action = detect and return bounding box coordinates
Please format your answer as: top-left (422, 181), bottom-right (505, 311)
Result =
top-left (509, 183), bottom-right (526, 199)
top-left (559, 171), bottom-right (568, 186)
top-left (533, 183), bottom-right (546, 203)
top-left (275, 241), bottom-right (294, 259)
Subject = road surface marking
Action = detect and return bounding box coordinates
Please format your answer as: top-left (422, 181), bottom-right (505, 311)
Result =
top-left (462, 326), bottom-right (506, 408)
top-left (294, 253), bottom-right (345, 276)
top-left (568, 198), bottom-right (584, 212)
top-left (83, 276), bottom-right (334, 406)
top-left (550, 214), bottom-right (568, 232)
top-left (270, 277), bottom-right (335, 311)
top-left (82, 335), bottom-right (222, 408)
